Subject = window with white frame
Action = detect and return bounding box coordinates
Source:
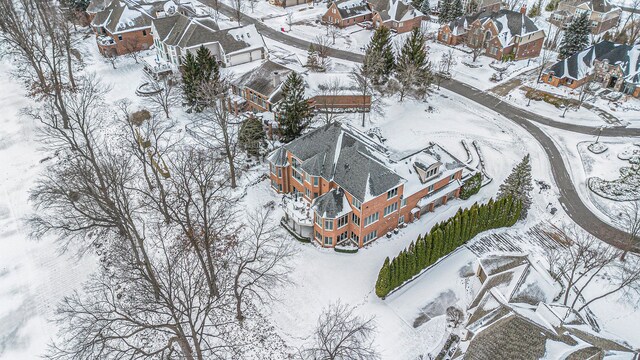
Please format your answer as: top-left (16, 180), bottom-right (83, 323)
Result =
top-left (337, 231), bottom-right (348, 243)
top-left (313, 177), bottom-right (319, 186)
top-left (324, 236), bottom-right (333, 246)
top-left (352, 213), bottom-right (360, 226)
top-left (384, 202), bottom-right (398, 217)
top-left (387, 187), bottom-right (398, 199)
top-left (315, 214), bottom-right (322, 226)
top-left (401, 197), bottom-right (407, 208)
top-left (325, 219), bottom-right (334, 231)
top-left (351, 197), bottom-right (361, 210)
top-left (363, 230), bottom-right (377, 243)
top-left (305, 172), bottom-right (311, 183)
top-left (277, 168), bottom-right (282, 178)
top-left (398, 215), bottom-right (405, 225)
top-left (364, 212), bottom-right (379, 227)
top-left (337, 214), bottom-right (349, 228)
top-left (351, 232), bottom-right (359, 243)
top-left (292, 169), bottom-right (303, 183)
top-left (305, 188), bottom-right (311, 198)
top-left (450, 174), bottom-right (456, 181)
top-left (428, 184), bottom-right (434, 192)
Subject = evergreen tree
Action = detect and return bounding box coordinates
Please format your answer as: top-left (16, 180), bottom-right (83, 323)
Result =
top-left (279, 72), bottom-right (311, 142)
top-left (306, 44), bottom-right (320, 71)
top-left (460, 173), bottom-right (481, 199)
top-left (375, 257), bottom-right (392, 298)
top-left (365, 26), bottom-right (395, 84)
top-left (438, 0), bottom-right (451, 23)
top-left (559, 13), bottom-right (591, 59)
top-left (238, 117), bottom-right (266, 157)
top-left (196, 45), bottom-right (220, 85)
top-left (420, 0), bottom-right (431, 14)
top-left (450, 0), bottom-right (463, 19)
top-left (181, 51), bottom-right (199, 106)
top-left (395, 28), bottom-right (433, 100)
top-left (498, 154), bottom-right (533, 219)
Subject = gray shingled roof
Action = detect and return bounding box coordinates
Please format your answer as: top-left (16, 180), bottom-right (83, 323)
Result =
top-left (92, 0), bottom-right (167, 34)
top-left (284, 122), bottom-right (403, 202)
top-left (234, 60), bottom-right (293, 101)
top-left (333, 0), bottom-right (372, 20)
top-left (312, 189), bottom-right (346, 218)
top-left (267, 147), bottom-right (288, 167)
top-left (545, 40), bottom-right (640, 84)
top-left (447, 9), bottom-right (538, 42)
top-left (368, 0), bottom-right (423, 22)
top-left (152, 14), bottom-right (220, 49)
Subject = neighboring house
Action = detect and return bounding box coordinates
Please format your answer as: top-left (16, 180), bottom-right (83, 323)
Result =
top-left (231, 60), bottom-right (293, 114)
top-left (461, 253), bottom-right (637, 359)
top-left (322, 0), bottom-right (425, 33)
top-left (268, 122), bottom-right (475, 248)
top-left (369, 0), bottom-right (426, 33)
top-left (269, 0), bottom-right (312, 7)
top-left (231, 62), bottom-right (371, 116)
top-left (438, 9), bottom-right (545, 60)
top-left (437, 0), bottom-right (501, 14)
top-left (550, 0), bottom-right (621, 34)
top-left (90, 0), bottom-right (170, 56)
top-left (151, 13), bottom-right (268, 67)
top-left (322, 0), bottom-right (374, 28)
top-left (541, 40), bottom-right (640, 97)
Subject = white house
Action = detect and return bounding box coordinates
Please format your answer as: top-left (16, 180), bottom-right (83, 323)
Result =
top-left (151, 13), bottom-right (268, 68)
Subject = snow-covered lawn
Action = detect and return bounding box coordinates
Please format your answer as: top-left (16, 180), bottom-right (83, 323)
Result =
top-left (537, 122), bottom-right (639, 228)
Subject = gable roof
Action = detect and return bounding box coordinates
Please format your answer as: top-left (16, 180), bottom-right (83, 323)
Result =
top-left (92, 0), bottom-right (167, 34)
top-left (152, 13), bottom-right (220, 48)
top-left (333, 0), bottom-right (373, 19)
top-left (312, 189), bottom-right (351, 219)
top-left (369, 0), bottom-right (424, 22)
top-left (282, 123), bottom-right (404, 202)
top-left (233, 60), bottom-right (293, 102)
top-left (545, 40), bottom-right (640, 84)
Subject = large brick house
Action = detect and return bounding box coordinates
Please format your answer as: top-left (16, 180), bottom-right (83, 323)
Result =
top-left (90, 0), bottom-right (169, 56)
top-left (550, 0), bottom-right (621, 34)
top-left (151, 13), bottom-right (267, 68)
top-left (269, 0), bottom-right (312, 7)
top-left (438, 9), bottom-right (545, 61)
top-left (437, 0), bottom-right (501, 14)
top-left (268, 122), bottom-right (475, 248)
top-left (322, 0), bottom-right (425, 33)
top-left (541, 41), bottom-right (640, 97)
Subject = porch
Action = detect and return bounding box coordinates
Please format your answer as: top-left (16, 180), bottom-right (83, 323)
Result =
top-left (281, 195), bottom-right (313, 241)
top-left (142, 56), bottom-right (174, 80)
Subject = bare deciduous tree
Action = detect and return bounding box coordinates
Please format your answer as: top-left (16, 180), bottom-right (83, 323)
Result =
top-left (232, 209), bottom-right (294, 322)
top-left (329, 26), bottom-right (340, 45)
top-left (350, 54), bottom-right (378, 127)
top-left (143, 74), bottom-right (181, 118)
top-left (122, 36), bottom-right (148, 64)
top-left (615, 200), bottom-right (640, 261)
top-left (303, 301), bottom-right (380, 360)
top-left (0, 0), bottom-right (80, 127)
top-left (446, 306), bottom-right (464, 328)
top-left (286, 10), bottom-right (294, 31)
top-left (314, 35), bottom-right (332, 70)
top-left (231, 0), bottom-right (244, 26)
top-left (314, 78), bottom-right (346, 125)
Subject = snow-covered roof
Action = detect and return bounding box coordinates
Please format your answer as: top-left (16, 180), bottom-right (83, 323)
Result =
top-left (369, 0), bottom-right (424, 22)
top-left (333, 0), bottom-right (373, 20)
top-left (233, 60), bottom-right (293, 103)
top-left (92, 0), bottom-right (167, 34)
top-left (312, 189), bottom-right (351, 218)
top-left (545, 40), bottom-right (640, 84)
top-left (445, 9), bottom-right (539, 47)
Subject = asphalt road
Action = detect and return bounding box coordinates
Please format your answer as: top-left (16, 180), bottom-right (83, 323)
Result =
top-left (209, 2), bottom-right (635, 246)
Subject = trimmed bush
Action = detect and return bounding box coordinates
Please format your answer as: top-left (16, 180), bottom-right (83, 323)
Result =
top-left (374, 196), bottom-right (521, 298)
top-left (460, 173), bottom-right (482, 200)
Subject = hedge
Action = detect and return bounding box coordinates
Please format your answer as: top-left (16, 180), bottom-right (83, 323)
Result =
top-left (374, 196), bottom-right (522, 298)
top-left (460, 173), bottom-right (482, 200)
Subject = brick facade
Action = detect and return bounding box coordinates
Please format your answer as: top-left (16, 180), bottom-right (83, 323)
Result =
top-left (372, 13), bottom-right (425, 33)
top-left (92, 26), bottom-right (153, 56)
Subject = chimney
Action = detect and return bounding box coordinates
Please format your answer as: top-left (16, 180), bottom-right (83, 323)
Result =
top-left (273, 71), bottom-right (280, 88)
top-left (520, 4), bottom-right (527, 14)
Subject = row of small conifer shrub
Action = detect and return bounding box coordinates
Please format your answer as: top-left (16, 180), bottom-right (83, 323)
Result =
top-left (374, 196), bottom-right (522, 298)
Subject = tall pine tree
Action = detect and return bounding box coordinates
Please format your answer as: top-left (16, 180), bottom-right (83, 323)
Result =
top-left (559, 12), bottom-right (590, 59)
top-left (365, 26), bottom-right (395, 84)
top-left (438, 0), bottom-right (451, 23)
top-left (450, 0), bottom-right (463, 19)
top-left (498, 154), bottom-right (533, 219)
top-left (396, 28), bottom-right (433, 100)
top-left (420, 0), bottom-right (431, 14)
top-left (239, 117), bottom-right (266, 157)
top-left (279, 72), bottom-right (311, 142)
top-left (181, 51), bottom-right (199, 106)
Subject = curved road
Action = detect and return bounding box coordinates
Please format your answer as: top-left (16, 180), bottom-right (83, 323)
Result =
top-left (210, 1), bottom-right (636, 246)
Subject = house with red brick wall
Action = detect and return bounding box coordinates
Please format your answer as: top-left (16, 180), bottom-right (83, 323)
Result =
top-left (269, 122), bottom-right (477, 249)
top-left (322, 0), bottom-right (374, 28)
top-left (231, 63), bottom-right (372, 133)
top-left (322, 0), bottom-right (425, 32)
top-left (270, 0), bottom-right (312, 8)
top-left (541, 41), bottom-right (640, 98)
top-left (90, 0), bottom-right (169, 56)
top-left (438, 9), bottom-right (544, 61)
top-left (369, 0), bottom-right (426, 33)
top-left (550, 0), bottom-right (621, 34)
